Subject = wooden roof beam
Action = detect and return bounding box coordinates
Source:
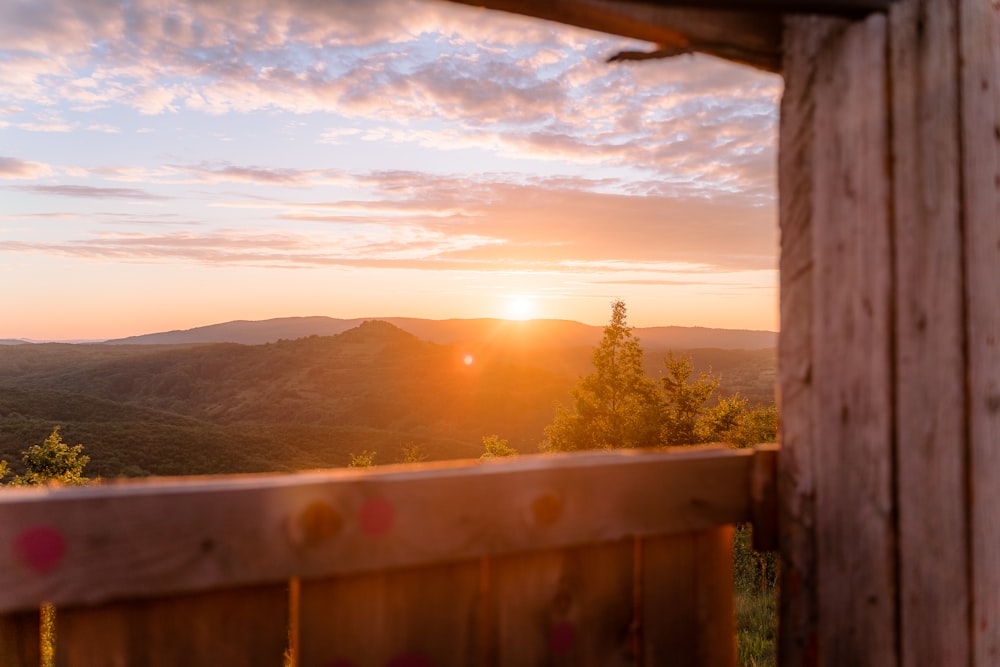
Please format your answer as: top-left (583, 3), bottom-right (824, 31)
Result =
top-left (447, 0), bottom-right (783, 71)
top-left (448, 0), bottom-right (894, 71)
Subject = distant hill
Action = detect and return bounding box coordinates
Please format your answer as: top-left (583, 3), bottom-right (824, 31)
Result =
top-left (104, 316), bottom-right (777, 350)
top-left (0, 320), bottom-right (776, 479)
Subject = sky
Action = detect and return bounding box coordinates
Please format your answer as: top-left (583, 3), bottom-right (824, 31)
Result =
top-left (0, 0), bottom-right (782, 341)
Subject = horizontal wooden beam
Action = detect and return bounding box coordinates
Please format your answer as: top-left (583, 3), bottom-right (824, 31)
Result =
top-left (447, 0), bottom-right (783, 71)
top-left (0, 446), bottom-right (773, 613)
top-left (447, 0), bottom-right (898, 72)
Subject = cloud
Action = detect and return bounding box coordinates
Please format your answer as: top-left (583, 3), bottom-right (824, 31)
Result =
top-left (0, 156), bottom-right (52, 179)
top-left (169, 162), bottom-right (348, 186)
top-left (199, 169), bottom-right (777, 272)
top-left (10, 184), bottom-right (167, 199)
top-left (0, 0), bottom-right (779, 192)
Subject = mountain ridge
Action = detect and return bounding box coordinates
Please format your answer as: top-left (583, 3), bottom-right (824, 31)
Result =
top-left (100, 316), bottom-right (777, 350)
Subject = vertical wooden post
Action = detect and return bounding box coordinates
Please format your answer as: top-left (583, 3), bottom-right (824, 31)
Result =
top-left (889, 0), bottom-right (970, 664)
top-left (779, 0), bottom-right (1000, 665)
top-left (780, 11), bottom-right (896, 666)
top-left (960, 0), bottom-right (1000, 664)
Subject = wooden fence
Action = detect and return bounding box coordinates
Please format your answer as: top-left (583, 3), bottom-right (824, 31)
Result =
top-left (0, 445), bottom-right (777, 667)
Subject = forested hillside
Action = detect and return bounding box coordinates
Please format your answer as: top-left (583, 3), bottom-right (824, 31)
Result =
top-left (0, 320), bottom-right (775, 478)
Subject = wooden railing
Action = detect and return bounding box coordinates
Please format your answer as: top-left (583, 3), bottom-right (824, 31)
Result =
top-left (0, 445), bottom-right (777, 667)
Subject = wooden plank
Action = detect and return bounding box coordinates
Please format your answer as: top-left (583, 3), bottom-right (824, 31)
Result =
top-left (643, 528), bottom-right (735, 666)
top-left (0, 610), bottom-right (40, 667)
top-left (811, 12), bottom-right (896, 665)
top-left (888, 0), bottom-right (970, 665)
top-left (54, 584), bottom-right (288, 667)
top-left (960, 0), bottom-right (1000, 663)
top-left (777, 14), bottom-right (845, 665)
top-left (0, 447), bottom-right (763, 613)
top-left (447, 0), bottom-right (782, 71)
top-left (488, 540), bottom-right (634, 666)
top-left (298, 560), bottom-right (482, 667)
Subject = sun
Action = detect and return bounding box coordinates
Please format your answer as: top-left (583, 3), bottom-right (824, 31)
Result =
top-left (505, 296), bottom-right (535, 320)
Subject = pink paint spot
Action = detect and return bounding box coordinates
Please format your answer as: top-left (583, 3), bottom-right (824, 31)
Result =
top-left (550, 621), bottom-right (576, 655)
top-left (359, 497), bottom-right (394, 537)
top-left (12, 526), bottom-right (66, 573)
top-left (388, 653), bottom-right (432, 667)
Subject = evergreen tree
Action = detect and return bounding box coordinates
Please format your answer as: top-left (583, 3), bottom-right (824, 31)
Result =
top-left (480, 435), bottom-right (518, 459)
top-left (544, 301), bottom-right (662, 451)
top-left (11, 426), bottom-right (90, 486)
top-left (660, 353), bottom-right (720, 446)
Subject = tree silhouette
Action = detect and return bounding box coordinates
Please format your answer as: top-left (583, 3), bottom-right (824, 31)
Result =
top-left (544, 300), bottom-right (662, 451)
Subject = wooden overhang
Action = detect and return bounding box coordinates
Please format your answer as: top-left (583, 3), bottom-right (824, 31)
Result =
top-left (446, 0), bottom-right (896, 72)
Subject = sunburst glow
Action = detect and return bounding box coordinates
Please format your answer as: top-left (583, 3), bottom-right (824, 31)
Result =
top-left (505, 297), bottom-right (536, 321)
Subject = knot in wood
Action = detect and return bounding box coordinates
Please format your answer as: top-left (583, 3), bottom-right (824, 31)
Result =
top-left (531, 493), bottom-right (563, 527)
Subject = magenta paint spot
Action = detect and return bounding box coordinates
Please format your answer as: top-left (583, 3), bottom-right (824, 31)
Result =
top-left (387, 653), bottom-right (432, 667)
top-left (359, 497), bottom-right (394, 537)
top-left (550, 621), bottom-right (576, 655)
top-left (12, 526), bottom-right (66, 573)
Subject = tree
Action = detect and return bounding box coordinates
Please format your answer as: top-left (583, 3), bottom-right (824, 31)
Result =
top-left (660, 353), bottom-right (720, 446)
top-left (543, 300), bottom-right (662, 451)
top-left (698, 394), bottom-right (778, 447)
top-left (480, 435), bottom-right (518, 459)
top-left (348, 450), bottom-right (376, 468)
top-left (398, 444), bottom-right (428, 464)
top-left (11, 426), bottom-right (90, 486)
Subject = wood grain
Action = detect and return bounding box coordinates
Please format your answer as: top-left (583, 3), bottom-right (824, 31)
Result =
top-left (642, 528), bottom-right (735, 666)
top-left (778, 15), bottom-right (845, 665)
top-left (960, 0), bottom-right (1000, 663)
top-left (446, 0), bottom-right (782, 71)
top-left (0, 610), bottom-right (40, 667)
top-left (889, 0), bottom-right (970, 664)
top-left (811, 13), bottom-right (895, 665)
top-left (0, 447), bottom-right (765, 613)
top-left (488, 541), bottom-right (634, 667)
top-left (299, 560), bottom-right (482, 667)
top-left (54, 584), bottom-right (289, 667)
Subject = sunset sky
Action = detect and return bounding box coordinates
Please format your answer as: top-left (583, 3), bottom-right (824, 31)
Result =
top-left (0, 0), bottom-right (782, 341)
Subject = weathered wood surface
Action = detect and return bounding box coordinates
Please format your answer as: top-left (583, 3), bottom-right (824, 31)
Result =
top-left (644, 529), bottom-right (735, 667)
top-left (0, 610), bottom-right (40, 667)
top-left (889, 0), bottom-right (970, 663)
top-left (0, 446), bottom-right (767, 613)
top-left (780, 0), bottom-right (1000, 664)
top-left (488, 541), bottom-right (635, 666)
top-left (780, 10), bottom-right (896, 666)
top-left (777, 14), bottom-right (842, 665)
top-left (54, 585), bottom-right (289, 667)
top-left (446, 0), bottom-right (782, 70)
top-left (299, 560), bottom-right (482, 667)
top-left (961, 0), bottom-right (1000, 663)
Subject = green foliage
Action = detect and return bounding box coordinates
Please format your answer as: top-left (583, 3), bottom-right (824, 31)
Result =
top-left (698, 394), bottom-right (749, 443)
top-left (736, 587), bottom-right (777, 667)
top-left (348, 449), bottom-right (376, 468)
top-left (733, 524), bottom-right (778, 666)
top-left (660, 353), bottom-right (720, 446)
top-left (398, 444), bottom-right (428, 464)
top-left (544, 301), bottom-right (662, 451)
top-left (543, 301), bottom-right (778, 452)
top-left (11, 426), bottom-right (89, 486)
top-left (480, 434), bottom-right (518, 459)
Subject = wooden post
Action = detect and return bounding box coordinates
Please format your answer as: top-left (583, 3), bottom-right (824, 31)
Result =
top-left (779, 0), bottom-right (1000, 664)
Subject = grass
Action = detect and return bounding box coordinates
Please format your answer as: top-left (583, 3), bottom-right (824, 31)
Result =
top-left (736, 588), bottom-right (777, 666)
top-left (733, 523), bottom-right (778, 667)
